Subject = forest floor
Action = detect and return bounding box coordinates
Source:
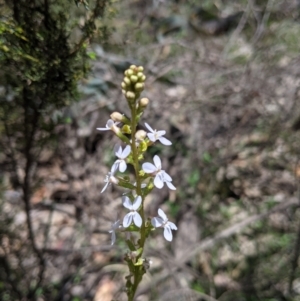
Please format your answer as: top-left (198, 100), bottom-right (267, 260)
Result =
top-left (2, 1), bottom-right (300, 300)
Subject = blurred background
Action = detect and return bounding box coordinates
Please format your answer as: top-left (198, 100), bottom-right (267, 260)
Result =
top-left (1, 0), bottom-right (300, 300)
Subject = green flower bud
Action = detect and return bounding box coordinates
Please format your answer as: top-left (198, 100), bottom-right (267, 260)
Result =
top-left (139, 75), bottom-right (146, 82)
top-left (110, 112), bottom-right (130, 124)
top-left (130, 75), bottom-right (138, 83)
top-left (137, 72), bottom-right (143, 79)
top-left (110, 112), bottom-right (123, 122)
top-left (130, 65), bottom-right (137, 70)
top-left (123, 77), bottom-right (131, 86)
top-left (139, 97), bottom-right (149, 107)
top-left (135, 130), bottom-right (147, 141)
top-left (137, 66), bottom-right (144, 72)
top-left (134, 258), bottom-right (145, 266)
top-left (134, 83), bottom-right (144, 92)
top-left (122, 124), bottom-right (131, 134)
top-left (139, 140), bottom-right (148, 152)
top-left (148, 182), bottom-right (154, 190)
top-left (121, 82), bottom-right (127, 89)
top-left (127, 69), bottom-right (134, 76)
top-left (126, 91), bottom-right (136, 101)
top-left (122, 89), bottom-right (126, 95)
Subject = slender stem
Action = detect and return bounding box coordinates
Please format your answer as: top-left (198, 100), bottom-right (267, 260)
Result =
top-left (130, 103), bottom-right (142, 195)
top-left (127, 98), bottom-right (146, 301)
top-left (22, 89), bottom-right (46, 299)
top-left (130, 101), bottom-right (146, 247)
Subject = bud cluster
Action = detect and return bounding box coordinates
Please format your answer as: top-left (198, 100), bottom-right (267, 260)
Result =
top-left (121, 65), bottom-right (146, 104)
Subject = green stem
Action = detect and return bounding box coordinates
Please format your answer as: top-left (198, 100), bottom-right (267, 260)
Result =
top-left (128, 99), bottom-right (146, 301)
top-left (128, 268), bottom-right (142, 301)
top-left (130, 101), bottom-right (146, 247)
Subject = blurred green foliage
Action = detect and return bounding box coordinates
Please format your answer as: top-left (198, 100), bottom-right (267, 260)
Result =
top-left (0, 0), bottom-right (108, 135)
top-left (0, 0), bottom-right (110, 299)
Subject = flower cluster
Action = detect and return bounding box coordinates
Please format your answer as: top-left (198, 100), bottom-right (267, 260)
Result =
top-left (96, 65), bottom-right (177, 300)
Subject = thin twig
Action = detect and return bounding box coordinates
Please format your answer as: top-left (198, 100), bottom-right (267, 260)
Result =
top-left (222, 1), bottom-right (251, 58)
top-left (22, 88), bottom-right (46, 299)
top-left (251, 0), bottom-right (275, 44)
top-left (43, 203), bottom-right (54, 250)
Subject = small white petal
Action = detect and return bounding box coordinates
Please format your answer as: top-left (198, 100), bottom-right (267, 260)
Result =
top-left (147, 133), bottom-right (156, 142)
top-left (162, 171), bottom-right (172, 182)
top-left (158, 208), bottom-right (168, 221)
top-left (133, 212), bottom-right (142, 227)
top-left (132, 196), bottom-right (142, 210)
top-left (107, 119), bottom-right (115, 128)
top-left (97, 127), bottom-right (110, 131)
top-left (101, 182), bottom-right (109, 193)
top-left (166, 181), bottom-right (176, 190)
top-left (111, 161), bottom-right (119, 172)
top-left (142, 162), bottom-right (157, 173)
top-left (151, 217), bottom-right (164, 227)
top-left (154, 174), bottom-right (164, 189)
top-left (163, 226), bottom-right (173, 241)
top-left (153, 155), bottom-right (161, 169)
top-left (112, 220), bottom-right (120, 229)
top-left (123, 213), bottom-right (133, 228)
top-left (122, 196), bottom-right (132, 209)
top-left (122, 145), bottom-right (131, 158)
top-left (156, 130), bottom-right (166, 136)
top-left (119, 161), bottom-right (127, 172)
top-left (111, 231), bottom-right (116, 245)
top-left (114, 144), bottom-right (122, 157)
top-left (111, 164), bottom-right (118, 174)
top-left (158, 137), bottom-right (172, 145)
top-left (145, 123), bottom-right (154, 133)
top-left (168, 221), bottom-right (177, 230)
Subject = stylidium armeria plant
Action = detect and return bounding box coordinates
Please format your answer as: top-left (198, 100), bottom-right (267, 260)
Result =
top-left (97, 65), bottom-right (177, 301)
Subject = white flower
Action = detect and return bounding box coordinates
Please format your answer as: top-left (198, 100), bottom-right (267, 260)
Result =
top-left (97, 119), bottom-right (120, 132)
top-left (151, 208), bottom-right (177, 241)
top-left (101, 164), bottom-right (118, 193)
top-left (145, 123), bottom-right (172, 146)
top-left (108, 219), bottom-right (121, 245)
top-left (122, 196), bottom-right (142, 228)
top-left (112, 145), bottom-right (131, 172)
top-left (142, 155), bottom-right (176, 190)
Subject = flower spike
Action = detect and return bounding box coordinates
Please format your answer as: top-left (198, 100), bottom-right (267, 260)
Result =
top-left (99, 66), bottom-right (178, 300)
